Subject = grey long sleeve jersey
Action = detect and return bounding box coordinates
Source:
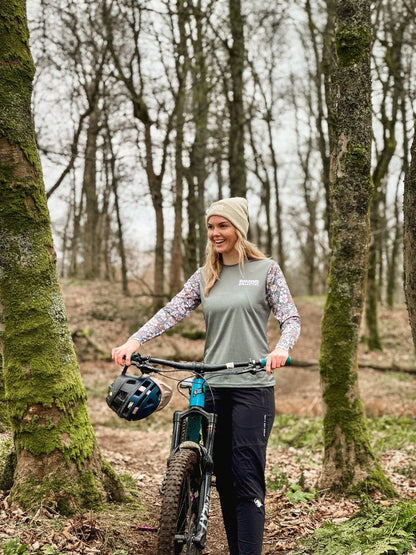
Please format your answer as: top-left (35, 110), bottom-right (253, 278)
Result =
top-left (130, 259), bottom-right (300, 388)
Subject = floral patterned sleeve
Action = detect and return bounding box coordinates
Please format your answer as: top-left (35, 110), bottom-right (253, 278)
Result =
top-left (266, 261), bottom-right (301, 351)
top-left (129, 269), bottom-right (202, 344)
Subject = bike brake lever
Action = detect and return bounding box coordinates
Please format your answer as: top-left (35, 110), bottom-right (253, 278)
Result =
top-left (131, 362), bottom-right (160, 375)
top-left (248, 359), bottom-right (263, 374)
top-left (131, 353), bottom-right (149, 364)
top-left (248, 356), bottom-right (292, 374)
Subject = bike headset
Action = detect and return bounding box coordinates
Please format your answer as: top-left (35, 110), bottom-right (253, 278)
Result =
top-left (106, 368), bottom-right (172, 421)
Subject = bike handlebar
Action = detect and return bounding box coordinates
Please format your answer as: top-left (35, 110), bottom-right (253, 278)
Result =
top-left (129, 353), bottom-right (291, 374)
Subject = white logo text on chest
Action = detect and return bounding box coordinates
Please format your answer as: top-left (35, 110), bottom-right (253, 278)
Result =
top-left (238, 279), bottom-right (259, 286)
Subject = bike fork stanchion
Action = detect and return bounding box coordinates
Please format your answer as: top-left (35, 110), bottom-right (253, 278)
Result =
top-left (190, 400), bottom-right (217, 550)
top-left (193, 471), bottom-right (213, 549)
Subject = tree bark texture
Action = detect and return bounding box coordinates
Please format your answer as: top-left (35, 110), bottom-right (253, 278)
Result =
top-left (142, 122), bottom-right (166, 311)
top-left (404, 125), bottom-right (416, 352)
top-left (190, 1), bottom-right (210, 267)
top-left (0, 0), bottom-right (123, 513)
top-left (169, 0), bottom-right (188, 294)
top-left (322, 0), bottom-right (337, 240)
top-left (228, 0), bottom-right (246, 197)
top-left (318, 0), bottom-right (394, 496)
top-left (104, 116), bottom-right (129, 295)
top-left (0, 361), bottom-right (8, 428)
top-left (82, 103), bottom-right (100, 279)
top-left (307, 0), bottom-right (331, 244)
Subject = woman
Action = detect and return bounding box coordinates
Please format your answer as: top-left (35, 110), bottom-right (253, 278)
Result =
top-left (112, 197), bottom-right (300, 555)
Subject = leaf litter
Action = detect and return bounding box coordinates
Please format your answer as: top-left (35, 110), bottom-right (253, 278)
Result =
top-left (1, 282), bottom-right (416, 554)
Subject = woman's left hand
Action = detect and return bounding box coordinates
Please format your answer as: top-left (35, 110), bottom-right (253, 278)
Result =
top-left (265, 347), bottom-right (289, 374)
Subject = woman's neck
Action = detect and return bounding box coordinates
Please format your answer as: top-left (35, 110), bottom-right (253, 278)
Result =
top-left (222, 250), bottom-right (239, 266)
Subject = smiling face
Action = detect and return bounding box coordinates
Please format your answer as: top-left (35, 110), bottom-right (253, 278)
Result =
top-left (207, 215), bottom-right (239, 265)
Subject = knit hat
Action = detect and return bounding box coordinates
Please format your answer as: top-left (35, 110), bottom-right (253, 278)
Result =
top-left (206, 197), bottom-right (249, 239)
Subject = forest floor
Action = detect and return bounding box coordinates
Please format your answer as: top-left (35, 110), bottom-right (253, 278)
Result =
top-left (1, 279), bottom-right (416, 554)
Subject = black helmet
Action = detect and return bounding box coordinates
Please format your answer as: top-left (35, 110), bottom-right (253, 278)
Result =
top-left (106, 372), bottom-right (172, 421)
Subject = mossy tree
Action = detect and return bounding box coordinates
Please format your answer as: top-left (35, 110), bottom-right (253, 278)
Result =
top-left (402, 0), bottom-right (416, 351)
top-left (403, 125), bottom-right (416, 351)
top-left (0, 0), bottom-right (124, 513)
top-left (318, 0), bottom-right (394, 496)
top-left (0, 355), bottom-right (6, 427)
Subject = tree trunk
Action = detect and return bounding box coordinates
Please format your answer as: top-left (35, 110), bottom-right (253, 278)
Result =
top-left (404, 124), bottom-right (416, 351)
top-left (388, 94), bottom-right (410, 308)
top-left (182, 1), bottom-right (212, 274)
top-left (141, 122), bottom-right (165, 310)
top-left (0, 1), bottom-right (123, 513)
top-left (247, 57), bottom-right (283, 264)
top-left (68, 177), bottom-right (83, 278)
top-left (365, 13), bottom-right (406, 348)
top-left (82, 102), bottom-right (100, 279)
top-left (213, 111), bottom-right (226, 200)
top-left (306, 0), bottom-right (331, 244)
top-left (322, 0), bottom-right (337, 239)
top-left (386, 177), bottom-right (402, 308)
top-left (169, 0), bottom-right (188, 294)
top-left (101, 144), bottom-right (112, 281)
top-left (104, 114), bottom-right (129, 295)
top-left (318, 0), bottom-right (394, 496)
top-left (185, 172), bottom-right (198, 276)
top-left (270, 124), bottom-right (285, 269)
top-left (0, 363), bottom-right (8, 429)
top-left (104, 0), bottom-right (167, 309)
top-left (191, 2), bottom-right (210, 267)
top-left (365, 242), bottom-right (383, 350)
top-left (112, 166), bottom-right (129, 295)
top-left (289, 74), bottom-right (318, 293)
top-left (227, 0), bottom-right (246, 197)
top-left (248, 116), bottom-right (273, 256)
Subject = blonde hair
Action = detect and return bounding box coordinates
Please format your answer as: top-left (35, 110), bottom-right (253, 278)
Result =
top-left (202, 229), bottom-right (267, 296)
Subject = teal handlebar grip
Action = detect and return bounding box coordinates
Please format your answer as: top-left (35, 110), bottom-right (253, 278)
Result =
top-left (260, 356), bottom-right (291, 367)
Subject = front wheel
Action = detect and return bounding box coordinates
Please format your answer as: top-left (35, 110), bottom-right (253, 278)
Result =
top-left (157, 448), bottom-right (202, 555)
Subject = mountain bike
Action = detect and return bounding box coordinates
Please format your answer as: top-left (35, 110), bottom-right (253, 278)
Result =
top-left (126, 353), bottom-right (291, 555)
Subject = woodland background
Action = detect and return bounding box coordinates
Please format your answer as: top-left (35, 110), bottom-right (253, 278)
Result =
top-left (27, 0), bottom-right (415, 320)
top-left (1, 0), bottom-right (416, 553)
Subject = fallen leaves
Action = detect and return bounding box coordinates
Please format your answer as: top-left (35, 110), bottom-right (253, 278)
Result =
top-left (0, 497), bottom-right (106, 554)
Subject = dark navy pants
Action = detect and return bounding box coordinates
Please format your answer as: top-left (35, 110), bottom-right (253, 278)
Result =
top-left (204, 387), bottom-right (275, 555)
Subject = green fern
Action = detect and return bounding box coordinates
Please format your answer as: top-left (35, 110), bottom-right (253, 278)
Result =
top-left (286, 483), bottom-right (317, 505)
top-left (2, 540), bottom-right (29, 555)
top-left (293, 497), bottom-right (416, 555)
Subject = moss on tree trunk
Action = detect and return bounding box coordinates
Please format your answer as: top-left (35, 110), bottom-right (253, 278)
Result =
top-left (404, 126), bottom-right (416, 352)
top-left (0, 361), bottom-right (9, 429)
top-left (0, 0), bottom-right (124, 513)
top-left (318, 0), bottom-right (394, 496)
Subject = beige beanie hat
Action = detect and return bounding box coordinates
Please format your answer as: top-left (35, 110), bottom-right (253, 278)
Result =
top-left (206, 197), bottom-right (249, 238)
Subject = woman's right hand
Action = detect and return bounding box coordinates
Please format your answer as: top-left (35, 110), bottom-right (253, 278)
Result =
top-left (111, 339), bottom-right (141, 366)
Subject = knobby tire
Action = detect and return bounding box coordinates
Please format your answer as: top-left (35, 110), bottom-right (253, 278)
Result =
top-left (157, 448), bottom-right (202, 555)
